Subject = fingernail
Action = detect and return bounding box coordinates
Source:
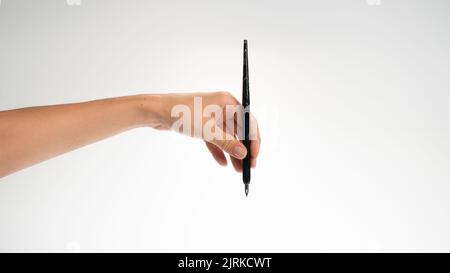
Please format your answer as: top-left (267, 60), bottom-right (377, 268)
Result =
top-left (233, 146), bottom-right (247, 158)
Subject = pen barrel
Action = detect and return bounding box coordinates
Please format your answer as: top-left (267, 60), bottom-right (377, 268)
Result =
top-left (242, 39), bottom-right (250, 184)
top-left (243, 110), bottom-right (251, 184)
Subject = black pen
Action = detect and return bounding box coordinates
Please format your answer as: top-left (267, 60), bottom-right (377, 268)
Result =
top-left (242, 40), bottom-right (251, 197)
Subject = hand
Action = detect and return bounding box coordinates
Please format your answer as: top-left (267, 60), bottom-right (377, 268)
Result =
top-left (0, 93), bottom-right (260, 178)
top-left (151, 92), bottom-right (261, 172)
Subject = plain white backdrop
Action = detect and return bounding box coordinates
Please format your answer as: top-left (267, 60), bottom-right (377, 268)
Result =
top-left (1, 0), bottom-right (450, 251)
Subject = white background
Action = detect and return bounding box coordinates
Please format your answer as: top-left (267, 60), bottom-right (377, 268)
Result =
top-left (1, 0), bottom-right (450, 251)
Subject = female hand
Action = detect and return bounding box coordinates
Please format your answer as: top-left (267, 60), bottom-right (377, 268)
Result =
top-left (152, 92), bottom-right (261, 172)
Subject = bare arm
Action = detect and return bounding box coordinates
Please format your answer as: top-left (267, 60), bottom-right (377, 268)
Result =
top-left (0, 93), bottom-right (260, 178)
top-left (0, 95), bottom-right (162, 177)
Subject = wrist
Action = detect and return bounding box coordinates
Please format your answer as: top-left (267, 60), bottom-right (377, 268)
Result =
top-left (136, 94), bottom-right (172, 130)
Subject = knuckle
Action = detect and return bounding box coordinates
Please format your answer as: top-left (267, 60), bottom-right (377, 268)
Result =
top-left (217, 91), bottom-right (232, 104)
top-left (221, 91), bottom-right (232, 97)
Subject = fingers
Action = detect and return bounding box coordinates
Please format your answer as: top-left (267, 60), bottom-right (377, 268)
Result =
top-left (171, 91), bottom-right (260, 173)
top-left (205, 135), bottom-right (245, 173)
top-left (205, 141), bottom-right (227, 166)
top-left (216, 95), bottom-right (260, 169)
top-left (208, 126), bottom-right (247, 160)
top-left (230, 156), bottom-right (243, 172)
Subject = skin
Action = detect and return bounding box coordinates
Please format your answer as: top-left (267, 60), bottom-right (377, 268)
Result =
top-left (0, 92), bottom-right (261, 178)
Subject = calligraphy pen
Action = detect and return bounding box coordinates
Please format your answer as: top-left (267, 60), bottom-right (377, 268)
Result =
top-left (242, 40), bottom-right (251, 197)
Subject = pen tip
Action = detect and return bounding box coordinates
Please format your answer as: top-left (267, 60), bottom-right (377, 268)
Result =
top-left (245, 184), bottom-right (249, 197)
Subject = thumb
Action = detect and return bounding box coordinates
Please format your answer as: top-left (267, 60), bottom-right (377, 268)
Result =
top-left (208, 129), bottom-right (247, 159)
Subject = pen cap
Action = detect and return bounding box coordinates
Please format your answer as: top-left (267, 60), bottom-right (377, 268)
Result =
top-left (242, 40), bottom-right (250, 107)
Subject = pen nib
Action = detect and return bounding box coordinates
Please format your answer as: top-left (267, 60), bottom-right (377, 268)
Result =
top-left (245, 184), bottom-right (249, 197)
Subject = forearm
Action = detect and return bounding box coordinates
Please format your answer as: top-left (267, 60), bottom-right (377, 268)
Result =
top-left (0, 94), bottom-right (163, 178)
